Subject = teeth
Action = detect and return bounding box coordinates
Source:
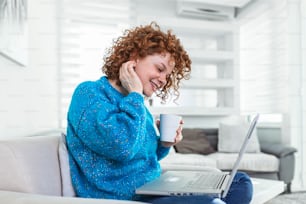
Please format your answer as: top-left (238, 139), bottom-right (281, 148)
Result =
top-left (151, 81), bottom-right (158, 91)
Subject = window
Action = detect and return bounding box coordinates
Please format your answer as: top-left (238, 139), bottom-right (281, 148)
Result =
top-left (58, 0), bottom-right (132, 128)
top-left (239, 0), bottom-right (289, 122)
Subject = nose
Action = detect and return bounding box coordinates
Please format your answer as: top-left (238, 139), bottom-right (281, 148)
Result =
top-left (158, 73), bottom-right (167, 88)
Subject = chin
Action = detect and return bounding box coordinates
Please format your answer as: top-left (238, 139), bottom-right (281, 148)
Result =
top-left (143, 90), bottom-right (154, 97)
top-left (144, 93), bottom-right (153, 97)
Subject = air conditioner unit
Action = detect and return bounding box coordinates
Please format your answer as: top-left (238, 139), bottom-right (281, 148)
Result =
top-left (176, 0), bottom-right (236, 21)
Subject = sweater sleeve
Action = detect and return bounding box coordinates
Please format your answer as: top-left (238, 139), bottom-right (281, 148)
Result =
top-left (156, 141), bottom-right (170, 160)
top-left (68, 82), bottom-right (147, 162)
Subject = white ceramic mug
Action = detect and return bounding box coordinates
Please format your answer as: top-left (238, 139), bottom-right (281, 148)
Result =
top-left (159, 114), bottom-right (182, 142)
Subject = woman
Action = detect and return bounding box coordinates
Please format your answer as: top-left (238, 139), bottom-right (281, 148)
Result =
top-left (66, 22), bottom-right (253, 204)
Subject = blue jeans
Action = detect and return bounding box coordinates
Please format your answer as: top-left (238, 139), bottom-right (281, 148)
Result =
top-left (137, 172), bottom-right (253, 204)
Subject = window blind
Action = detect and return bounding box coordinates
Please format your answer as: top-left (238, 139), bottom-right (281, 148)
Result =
top-left (58, 0), bottom-right (131, 128)
top-left (239, 0), bottom-right (289, 114)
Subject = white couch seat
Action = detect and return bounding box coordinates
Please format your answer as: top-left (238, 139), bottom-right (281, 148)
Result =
top-left (206, 152), bottom-right (279, 172)
top-left (160, 152), bottom-right (218, 171)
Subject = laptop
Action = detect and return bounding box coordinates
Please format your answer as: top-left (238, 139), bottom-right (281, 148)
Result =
top-left (136, 114), bottom-right (260, 198)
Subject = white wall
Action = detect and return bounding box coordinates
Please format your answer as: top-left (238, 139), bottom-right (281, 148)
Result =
top-left (0, 0), bottom-right (231, 137)
top-left (302, 0), bottom-right (306, 192)
top-left (238, 0), bottom-right (305, 191)
top-left (0, 0), bottom-right (59, 137)
top-left (286, 0), bottom-right (305, 191)
top-left (133, 0), bottom-right (239, 128)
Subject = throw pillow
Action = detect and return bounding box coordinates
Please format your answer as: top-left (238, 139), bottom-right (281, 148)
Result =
top-left (175, 129), bottom-right (216, 155)
top-left (218, 122), bottom-right (261, 153)
top-left (58, 133), bottom-right (76, 197)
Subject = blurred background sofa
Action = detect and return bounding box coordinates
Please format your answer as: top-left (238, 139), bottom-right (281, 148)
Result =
top-left (0, 125), bottom-right (297, 204)
top-left (160, 127), bottom-right (297, 193)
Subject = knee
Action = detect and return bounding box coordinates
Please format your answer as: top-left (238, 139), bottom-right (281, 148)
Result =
top-left (235, 172), bottom-right (253, 202)
top-left (212, 198), bottom-right (226, 204)
top-left (223, 172), bottom-right (253, 204)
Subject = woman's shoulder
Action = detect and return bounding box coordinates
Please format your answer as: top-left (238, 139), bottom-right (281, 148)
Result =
top-left (75, 76), bottom-right (106, 91)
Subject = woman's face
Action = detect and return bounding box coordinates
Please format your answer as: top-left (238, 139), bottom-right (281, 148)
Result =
top-left (134, 53), bottom-right (175, 97)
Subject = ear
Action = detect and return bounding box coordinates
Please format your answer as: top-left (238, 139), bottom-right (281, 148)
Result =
top-left (129, 52), bottom-right (137, 61)
top-left (132, 59), bottom-right (139, 68)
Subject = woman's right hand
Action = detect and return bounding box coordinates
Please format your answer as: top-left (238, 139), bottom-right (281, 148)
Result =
top-left (119, 61), bottom-right (143, 94)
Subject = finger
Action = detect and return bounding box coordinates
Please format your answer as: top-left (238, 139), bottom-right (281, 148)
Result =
top-left (161, 141), bottom-right (173, 148)
top-left (127, 64), bottom-right (138, 78)
top-left (121, 61), bottom-right (133, 74)
top-left (175, 127), bottom-right (183, 139)
top-left (127, 66), bottom-right (136, 76)
top-left (128, 61), bottom-right (136, 70)
top-left (176, 124), bottom-right (183, 133)
top-left (120, 61), bottom-right (135, 84)
top-left (119, 62), bottom-right (128, 79)
top-left (175, 131), bottom-right (182, 143)
top-left (126, 61), bottom-right (135, 70)
top-left (175, 134), bottom-right (183, 143)
top-left (156, 119), bottom-right (160, 126)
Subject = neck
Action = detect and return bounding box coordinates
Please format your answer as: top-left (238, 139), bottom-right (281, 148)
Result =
top-left (109, 79), bottom-right (129, 95)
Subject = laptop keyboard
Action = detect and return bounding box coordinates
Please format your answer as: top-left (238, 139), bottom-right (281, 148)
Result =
top-left (184, 173), bottom-right (225, 189)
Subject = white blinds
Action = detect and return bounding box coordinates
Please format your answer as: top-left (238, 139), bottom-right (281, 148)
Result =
top-left (239, 0), bottom-right (289, 114)
top-left (58, 0), bottom-right (131, 128)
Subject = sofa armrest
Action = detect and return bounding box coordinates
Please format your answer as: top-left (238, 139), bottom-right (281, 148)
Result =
top-left (260, 142), bottom-right (297, 158)
top-left (0, 191), bottom-right (148, 204)
top-left (260, 142), bottom-right (297, 186)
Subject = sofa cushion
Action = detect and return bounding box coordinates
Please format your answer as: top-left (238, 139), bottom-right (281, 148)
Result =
top-left (58, 134), bottom-right (76, 197)
top-left (0, 190), bottom-right (149, 204)
top-left (160, 153), bottom-right (217, 171)
top-left (218, 122), bottom-right (261, 153)
top-left (0, 136), bottom-right (62, 196)
top-left (206, 152), bottom-right (279, 172)
top-left (175, 129), bottom-right (216, 155)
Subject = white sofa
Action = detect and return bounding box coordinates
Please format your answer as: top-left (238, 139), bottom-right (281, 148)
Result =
top-left (0, 127), bottom-right (296, 203)
top-left (160, 127), bottom-right (297, 193)
top-left (0, 134), bottom-right (148, 204)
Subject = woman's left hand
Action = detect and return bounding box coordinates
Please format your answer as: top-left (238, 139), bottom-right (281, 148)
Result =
top-left (156, 119), bottom-right (184, 147)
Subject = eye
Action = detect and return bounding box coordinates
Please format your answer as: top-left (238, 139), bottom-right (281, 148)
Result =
top-left (157, 66), bottom-right (164, 72)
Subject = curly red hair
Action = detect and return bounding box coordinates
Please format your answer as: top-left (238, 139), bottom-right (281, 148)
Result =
top-left (102, 22), bottom-right (191, 103)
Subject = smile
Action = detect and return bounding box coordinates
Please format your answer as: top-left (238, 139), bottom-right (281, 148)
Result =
top-left (150, 81), bottom-right (158, 92)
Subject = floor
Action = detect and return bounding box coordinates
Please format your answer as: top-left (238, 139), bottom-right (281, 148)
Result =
top-left (265, 191), bottom-right (306, 204)
top-left (251, 178), bottom-right (285, 204)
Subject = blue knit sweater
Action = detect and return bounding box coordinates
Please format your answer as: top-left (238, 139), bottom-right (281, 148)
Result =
top-left (66, 76), bottom-right (170, 200)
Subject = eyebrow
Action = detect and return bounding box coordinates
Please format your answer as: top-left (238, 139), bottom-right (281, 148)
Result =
top-left (160, 62), bottom-right (172, 75)
top-left (160, 63), bottom-right (166, 70)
